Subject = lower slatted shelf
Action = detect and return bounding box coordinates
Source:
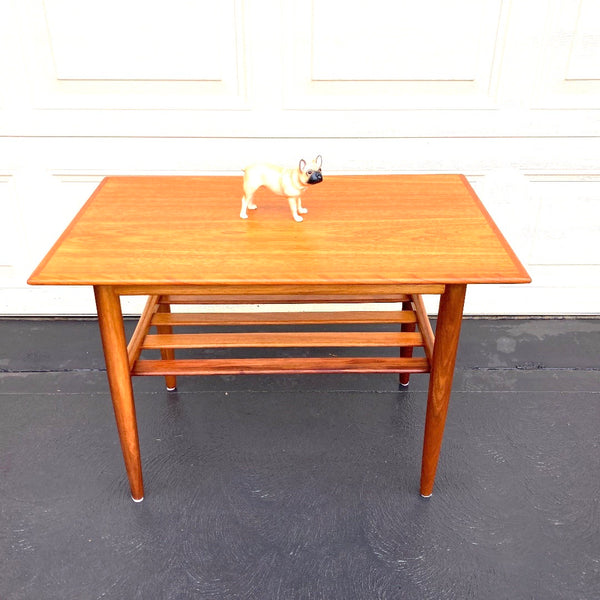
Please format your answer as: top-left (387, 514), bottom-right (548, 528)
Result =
top-left (127, 294), bottom-right (435, 378)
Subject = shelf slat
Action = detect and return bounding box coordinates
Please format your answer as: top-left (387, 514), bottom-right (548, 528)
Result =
top-left (142, 331), bottom-right (424, 350)
top-left (151, 310), bottom-right (417, 327)
top-left (132, 356), bottom-right (430, 376)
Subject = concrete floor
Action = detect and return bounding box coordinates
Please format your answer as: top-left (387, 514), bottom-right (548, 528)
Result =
top-left (0, 317), bottom-right (599, 599)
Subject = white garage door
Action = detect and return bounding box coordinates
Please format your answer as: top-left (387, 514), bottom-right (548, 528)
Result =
top-left (1, 0), bottom-right (599, 314)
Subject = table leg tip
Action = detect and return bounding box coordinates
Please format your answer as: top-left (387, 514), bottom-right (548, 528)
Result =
top-left (420, 492), bottom-right (433, 499)
top-left (166, 386), bottom-right (177, 392)
top-left (399, 381), bottom-right (410, 388)
top-left (132, 495), bottom-right (144, 503)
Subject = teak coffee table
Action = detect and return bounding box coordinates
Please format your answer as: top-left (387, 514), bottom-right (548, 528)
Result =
top-left (29, 175), bottom-right (530, 501)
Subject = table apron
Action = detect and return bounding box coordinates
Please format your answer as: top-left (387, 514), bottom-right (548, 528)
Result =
top-left (113, 283), bottom-right (446, 298)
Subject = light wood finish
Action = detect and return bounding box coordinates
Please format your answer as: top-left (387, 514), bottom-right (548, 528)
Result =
top-left (420, 284), bottom-right (467, 498)
top-left (141, 331), bottom-right (424, 350)
top-left (28, 175), bottom-right (531, 500)
top-left (412, 294), bottom-right (436, 365)
top-left (123, 287), bottom-right (438, 300)
top-left (155, 303), bottom-right (177, 391)
top-left (151, 309), bottom-right (417, 327)
top-left (94, 285), bottom-right (144, 501)
top-left (28, 175), bottom-right (530, 287)
top-left (127, 295), bottom-right (160, 369)
top-left (132, 357), bottom-right (431, 376)
top-left (399, 300), bottom-right (418, 387)
top-left (134, 299), bottom-right (428, 379)
top-left (152, 293), bottom-right (416, 304)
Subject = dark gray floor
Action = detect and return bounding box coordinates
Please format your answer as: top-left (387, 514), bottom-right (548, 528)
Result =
top-left (1, 317), bottom-right (599, 600)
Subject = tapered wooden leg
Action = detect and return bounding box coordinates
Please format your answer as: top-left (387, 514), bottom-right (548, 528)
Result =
top-left (94, 285), bottom-right (144, 502)
top-left (399, 299), bottom-right (416, 387)
top-left (420, 284), bottom-right (466, 498)
top-left (156, 302), bottom-right (177, 391)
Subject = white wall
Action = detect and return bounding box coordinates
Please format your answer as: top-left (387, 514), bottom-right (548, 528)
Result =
top-left (1, 0), bottom-right (599, 315)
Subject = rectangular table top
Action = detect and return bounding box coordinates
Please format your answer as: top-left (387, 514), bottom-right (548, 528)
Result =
top-left (28, 174), bottom-right (530, 287)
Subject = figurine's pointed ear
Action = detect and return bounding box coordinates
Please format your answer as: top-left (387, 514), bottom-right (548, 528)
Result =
top-left (315, 155), bottom-right (323, 168)
top-left (299, 159), bottom-right (306, 171)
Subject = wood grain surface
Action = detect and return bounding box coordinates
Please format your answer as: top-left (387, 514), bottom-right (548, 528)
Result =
top-left (28, 175), bottom-right (531, 286)
top-left (93, 285), bottom-right (144, 501)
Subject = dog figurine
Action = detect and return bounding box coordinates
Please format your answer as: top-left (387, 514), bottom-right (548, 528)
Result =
top-left (240, 155), bottom-right (323, 222)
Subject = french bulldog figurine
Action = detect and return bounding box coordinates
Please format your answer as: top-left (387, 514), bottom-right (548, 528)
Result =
top-left (240, 155), bottom-right (323, 222)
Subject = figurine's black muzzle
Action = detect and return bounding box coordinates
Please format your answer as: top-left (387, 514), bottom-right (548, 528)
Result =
top-left (307, 171), bottom-right (323, 185)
